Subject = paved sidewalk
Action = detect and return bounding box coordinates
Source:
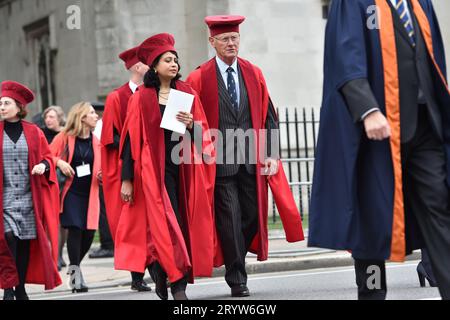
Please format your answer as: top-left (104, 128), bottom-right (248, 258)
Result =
top-left (19, 230), bottom-right (420, 296)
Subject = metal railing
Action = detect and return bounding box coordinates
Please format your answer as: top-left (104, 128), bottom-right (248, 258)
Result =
top-left (270, 107), bottom-right (320, 224)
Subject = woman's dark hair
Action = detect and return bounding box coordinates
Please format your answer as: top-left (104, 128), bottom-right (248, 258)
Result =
top-left (143, 51), bottom-right (182, 89)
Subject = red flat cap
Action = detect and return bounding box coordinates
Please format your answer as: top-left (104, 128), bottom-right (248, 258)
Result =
top-left (205, 15), bottom-right (245, 37)
top-left (119, 47), bottom-right (140, 70)
top-left (137, 33), bottom-right (176, 66)
top-left (1, 81), bottom-right (35, 106)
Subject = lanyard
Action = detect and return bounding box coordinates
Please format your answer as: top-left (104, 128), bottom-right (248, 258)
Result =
top-left (76, 137), bottom-right (92, 165)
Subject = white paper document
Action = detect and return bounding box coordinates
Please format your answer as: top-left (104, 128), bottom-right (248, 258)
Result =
top-left (160, 89), bottom-right (195, 134)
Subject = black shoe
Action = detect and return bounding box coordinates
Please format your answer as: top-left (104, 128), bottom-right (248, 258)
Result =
top-left (88, 248), bottom-right (114, 259)
top-left (14, 290), bottom-right (29, 300)
top-left (231, 284), bottom-right (250, 297)
top-left (131, 280), bottom-right (152, 292)
top-left (72, 287), bottom-right (89, 293)
top-left (417, 262), bottom-right (437, 287)
top-left (172, 290), bottom-right (188, 300)
top-left (3, 289), bottom-right (15, 300)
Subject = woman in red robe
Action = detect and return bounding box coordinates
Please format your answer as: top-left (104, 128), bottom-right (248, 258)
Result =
top-left (116, 33), bottom-right (216, 300)
top-left (0, 81), bottom-right (61, 300)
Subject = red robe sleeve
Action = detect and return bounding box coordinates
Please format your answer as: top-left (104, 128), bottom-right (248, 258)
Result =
top-left (49, 131), bottom-right (68, 162)
top-left (25, 126), bottom-right (62, 289)
top-left (253, 65), bottom-right (305, 243)
top-left (101, 90), bottom-right (121, 147)
top-left (37, 129), bottom-right (61, 264)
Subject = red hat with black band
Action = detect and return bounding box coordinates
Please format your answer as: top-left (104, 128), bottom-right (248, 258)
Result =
top-left (1, 81), bottom-right (35, 106)
top-left (137, 33), bottom-right (176, 66)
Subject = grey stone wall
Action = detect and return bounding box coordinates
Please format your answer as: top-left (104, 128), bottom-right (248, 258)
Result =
top-left (0, 0), bottom-right (99, 115)
top-left (95, 0), bottom-right (209, 98)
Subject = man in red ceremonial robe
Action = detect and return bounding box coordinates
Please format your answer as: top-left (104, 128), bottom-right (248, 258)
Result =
top-left (100, 47), bottom-right (152, 292)
top-left (186, 15), bottom-right (304, 298)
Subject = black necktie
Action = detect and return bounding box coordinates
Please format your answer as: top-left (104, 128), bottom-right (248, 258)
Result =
top-left (226, 67), bottom-right (239, 111)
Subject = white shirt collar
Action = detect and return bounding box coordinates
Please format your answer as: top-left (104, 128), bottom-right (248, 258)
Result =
top-left (215, 56), bottom-right (238, 75)
top-left (128, 80), bottom-right (138, 94)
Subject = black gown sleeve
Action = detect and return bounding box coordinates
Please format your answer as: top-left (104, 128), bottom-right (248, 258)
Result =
top-left (340, 78), bottom-right (380, 123)
top-left (265, 98), bottom-right (280, 159)
top-left (121, 133), bottom-right (134, 181)
top-left (41, 160), bottom-right (50, 171)
top-left (106, 126), bottom-right (121, 150)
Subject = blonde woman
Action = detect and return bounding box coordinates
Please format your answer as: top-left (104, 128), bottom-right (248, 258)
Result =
top-left (50, 102), bottom-right (101, 293)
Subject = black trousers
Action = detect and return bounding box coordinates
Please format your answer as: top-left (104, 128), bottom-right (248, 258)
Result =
top-left (420, 248), bottom-right (436, 281)
top-left (98, 187), bottom-right (114, 250)
top-left (4, 232), bottom-right (30, 296)
top-left (67, 228), bottom-right (95, 266)
top-left (150, 166), bottom-right (187, 294)
top-left (354, 259), bottom-right (387, 300)
top-left (214, 165), bottom-right (259, 287)
top-left (355, 105), bottom-right (450, 299)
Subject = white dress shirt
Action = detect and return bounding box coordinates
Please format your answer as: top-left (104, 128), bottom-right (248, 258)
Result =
top-left (216, 56), bottom-right (240, 106)
top-left (93, 119), bottom-right (102, 140)
top-left (129, 80), bottom-right (138, 94)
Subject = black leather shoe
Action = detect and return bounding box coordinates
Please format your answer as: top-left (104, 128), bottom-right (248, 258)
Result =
top-left (72, 287), bottom-right (89, 293)
top-left (3, 289), bottom-right (15, 300)
top-left (88, 248), bottom-right (114, 259)
top-left (14, 291), bottom-right (29, 300)
top-left (131, 280), bottom-right (152, 292)
top-left (231, 284), bottom-right (250, 297)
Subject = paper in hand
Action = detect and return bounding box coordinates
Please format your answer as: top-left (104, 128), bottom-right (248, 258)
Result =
top-left (160, 89), bottom-right (195, 134)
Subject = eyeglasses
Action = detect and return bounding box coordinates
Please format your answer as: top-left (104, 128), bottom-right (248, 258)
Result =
top-left (0, 100), bottom-right (16, 107)
top-left (214, 35), bottom-right (240, 44)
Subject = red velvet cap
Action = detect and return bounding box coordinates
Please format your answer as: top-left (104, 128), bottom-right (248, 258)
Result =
top-left (205, 15), bottom-right (245, 37)
top-left (119, 47), bottom-right (140, 69)
top-left (1, 81), bottom-right (35, 106)
top-left (137, 33), bottom-right (176, 66)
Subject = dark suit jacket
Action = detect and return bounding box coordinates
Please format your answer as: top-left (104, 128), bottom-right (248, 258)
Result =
top-left (340, 0), bottom-right (442, 143)
top-left (216, 63), bottom-right (278, 177)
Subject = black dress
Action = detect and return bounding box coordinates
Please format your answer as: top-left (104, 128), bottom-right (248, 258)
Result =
top-left (60, 135), bottom-right (94, 230)
top-left (42, 127), bottom-right (59, 144)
